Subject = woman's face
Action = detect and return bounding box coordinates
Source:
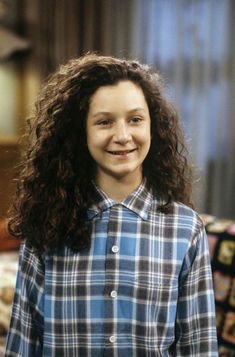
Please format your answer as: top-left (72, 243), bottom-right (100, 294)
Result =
top-left (86, 80), bottom-right (151, 187)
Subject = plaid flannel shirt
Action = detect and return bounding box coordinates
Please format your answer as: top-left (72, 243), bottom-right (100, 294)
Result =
top-left (5, 180), bottom-right (218, 356)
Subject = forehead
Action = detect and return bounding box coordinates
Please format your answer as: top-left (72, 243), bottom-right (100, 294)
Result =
top-left (88, 80), bottom-right (148, 112)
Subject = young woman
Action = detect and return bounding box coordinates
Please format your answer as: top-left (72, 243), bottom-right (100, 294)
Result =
top-left (5, 53), bottom-right (218, 356)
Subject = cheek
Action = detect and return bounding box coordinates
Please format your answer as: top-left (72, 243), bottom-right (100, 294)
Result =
top-left (140, 130), bottom-right (151, 158)
top-left (87, 132), bottom-right (107, 154)
top-left (139, 127), bottom-right (151, 146)
top-left (87, 129), bottom-right (98, 146)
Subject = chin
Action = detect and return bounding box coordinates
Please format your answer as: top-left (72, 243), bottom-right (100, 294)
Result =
top-left (112, 168), bottom-right (141, 180)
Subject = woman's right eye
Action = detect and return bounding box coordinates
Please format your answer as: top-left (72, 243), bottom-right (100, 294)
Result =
top-left (97, 119), bottom-right (112, 126)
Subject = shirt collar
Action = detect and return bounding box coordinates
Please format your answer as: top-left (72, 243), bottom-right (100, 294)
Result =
top-left (87, 178), bottom-right (153, 221)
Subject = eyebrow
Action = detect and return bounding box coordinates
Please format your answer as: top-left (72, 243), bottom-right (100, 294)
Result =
top-left (92, 107), bottom-right (146, 118)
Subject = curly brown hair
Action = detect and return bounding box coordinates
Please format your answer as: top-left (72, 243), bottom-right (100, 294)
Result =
top-left (8, 53), bottom-right (193, 253)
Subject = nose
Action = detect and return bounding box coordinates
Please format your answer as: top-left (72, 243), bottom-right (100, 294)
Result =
top-left (113, 121), bottom-right (131, 144)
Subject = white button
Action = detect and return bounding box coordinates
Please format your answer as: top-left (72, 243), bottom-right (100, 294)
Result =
top-left (110, 290), bottom-right (117, 298)
top-left (109, 335), bottom-right (116, 343)
top-left (112, 245), bottom-right (119, 253)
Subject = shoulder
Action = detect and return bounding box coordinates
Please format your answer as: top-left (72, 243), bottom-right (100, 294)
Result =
top-left (173, 202), bottom-right (205, 241)
top-left (18, 241), bottom-right (45, 276)
top-left (172, 201), bottom-right (203, 229)
top-left (151, 197), bottom-right (204, 238)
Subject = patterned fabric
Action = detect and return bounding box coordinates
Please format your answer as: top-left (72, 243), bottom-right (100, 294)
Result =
top-left (5, 180), bottom-right (218, 356)
top-left (202, 215), bottom-right (235, 357)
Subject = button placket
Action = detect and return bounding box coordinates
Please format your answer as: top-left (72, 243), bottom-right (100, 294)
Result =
top-left (104, 206), bottom-right (119, 346)
top-left (109, 335), bottom-right (116, 343)
top-left (111, 245), bottom-right (119, 253)
top-left (110, 290), bottom-right (117, 298)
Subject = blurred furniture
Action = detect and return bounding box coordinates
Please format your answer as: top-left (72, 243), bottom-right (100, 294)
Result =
top-left (0, 137), bottom-right (20, 219)
top-left (0, 25), bottom-right (30, 60)
top-left (0, 251), bottom-right (18, 356)
top-left (202, 215), bottom-right (235, 356)
top-left (0, 218), bottom-right (19, 356)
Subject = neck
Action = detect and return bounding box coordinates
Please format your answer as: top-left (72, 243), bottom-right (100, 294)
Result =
top-left (96, 173), bottom-right (143, 202)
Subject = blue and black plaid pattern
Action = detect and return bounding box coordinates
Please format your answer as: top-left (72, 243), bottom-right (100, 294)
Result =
top-left (5, 180), bottom-right (218, 356)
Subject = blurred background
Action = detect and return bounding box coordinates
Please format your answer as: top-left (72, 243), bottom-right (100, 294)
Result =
top-left (0, 1), bottom-right (235, 355)
top-left (0, 0), bottom-right (235, 220)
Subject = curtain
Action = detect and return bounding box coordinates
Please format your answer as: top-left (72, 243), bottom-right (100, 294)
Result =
top-left (20, 0), bottom-right (235, 218)
top-left (130, 0), bottom-right (235, 218)
top-left (21, 0), bottom-right (135, 77)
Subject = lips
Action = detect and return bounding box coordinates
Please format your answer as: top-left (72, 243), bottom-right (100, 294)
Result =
top-left (107, 149), bottom-right (136, 155)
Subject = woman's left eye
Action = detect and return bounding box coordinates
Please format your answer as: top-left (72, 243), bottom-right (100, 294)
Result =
top-left (130, 117), bottom-right (142, 123)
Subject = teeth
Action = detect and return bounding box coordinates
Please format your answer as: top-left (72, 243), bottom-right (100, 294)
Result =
top-left (109, 150), bottom-right (134, 155)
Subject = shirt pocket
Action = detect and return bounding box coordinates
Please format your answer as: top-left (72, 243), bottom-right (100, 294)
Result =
top-left (133, 275), bottom-right (179, 346)
top-left (134, 275), bottom-right (178, 308)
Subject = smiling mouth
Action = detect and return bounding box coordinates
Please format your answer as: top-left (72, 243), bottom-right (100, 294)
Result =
top-left (107, 149), bottom-right (137, 155)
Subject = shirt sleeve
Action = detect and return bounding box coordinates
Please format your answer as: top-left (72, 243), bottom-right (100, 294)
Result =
top-left (174, 225), bottom-right (218, 356)
top-left (4, 242), bottom-right (44, 357)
